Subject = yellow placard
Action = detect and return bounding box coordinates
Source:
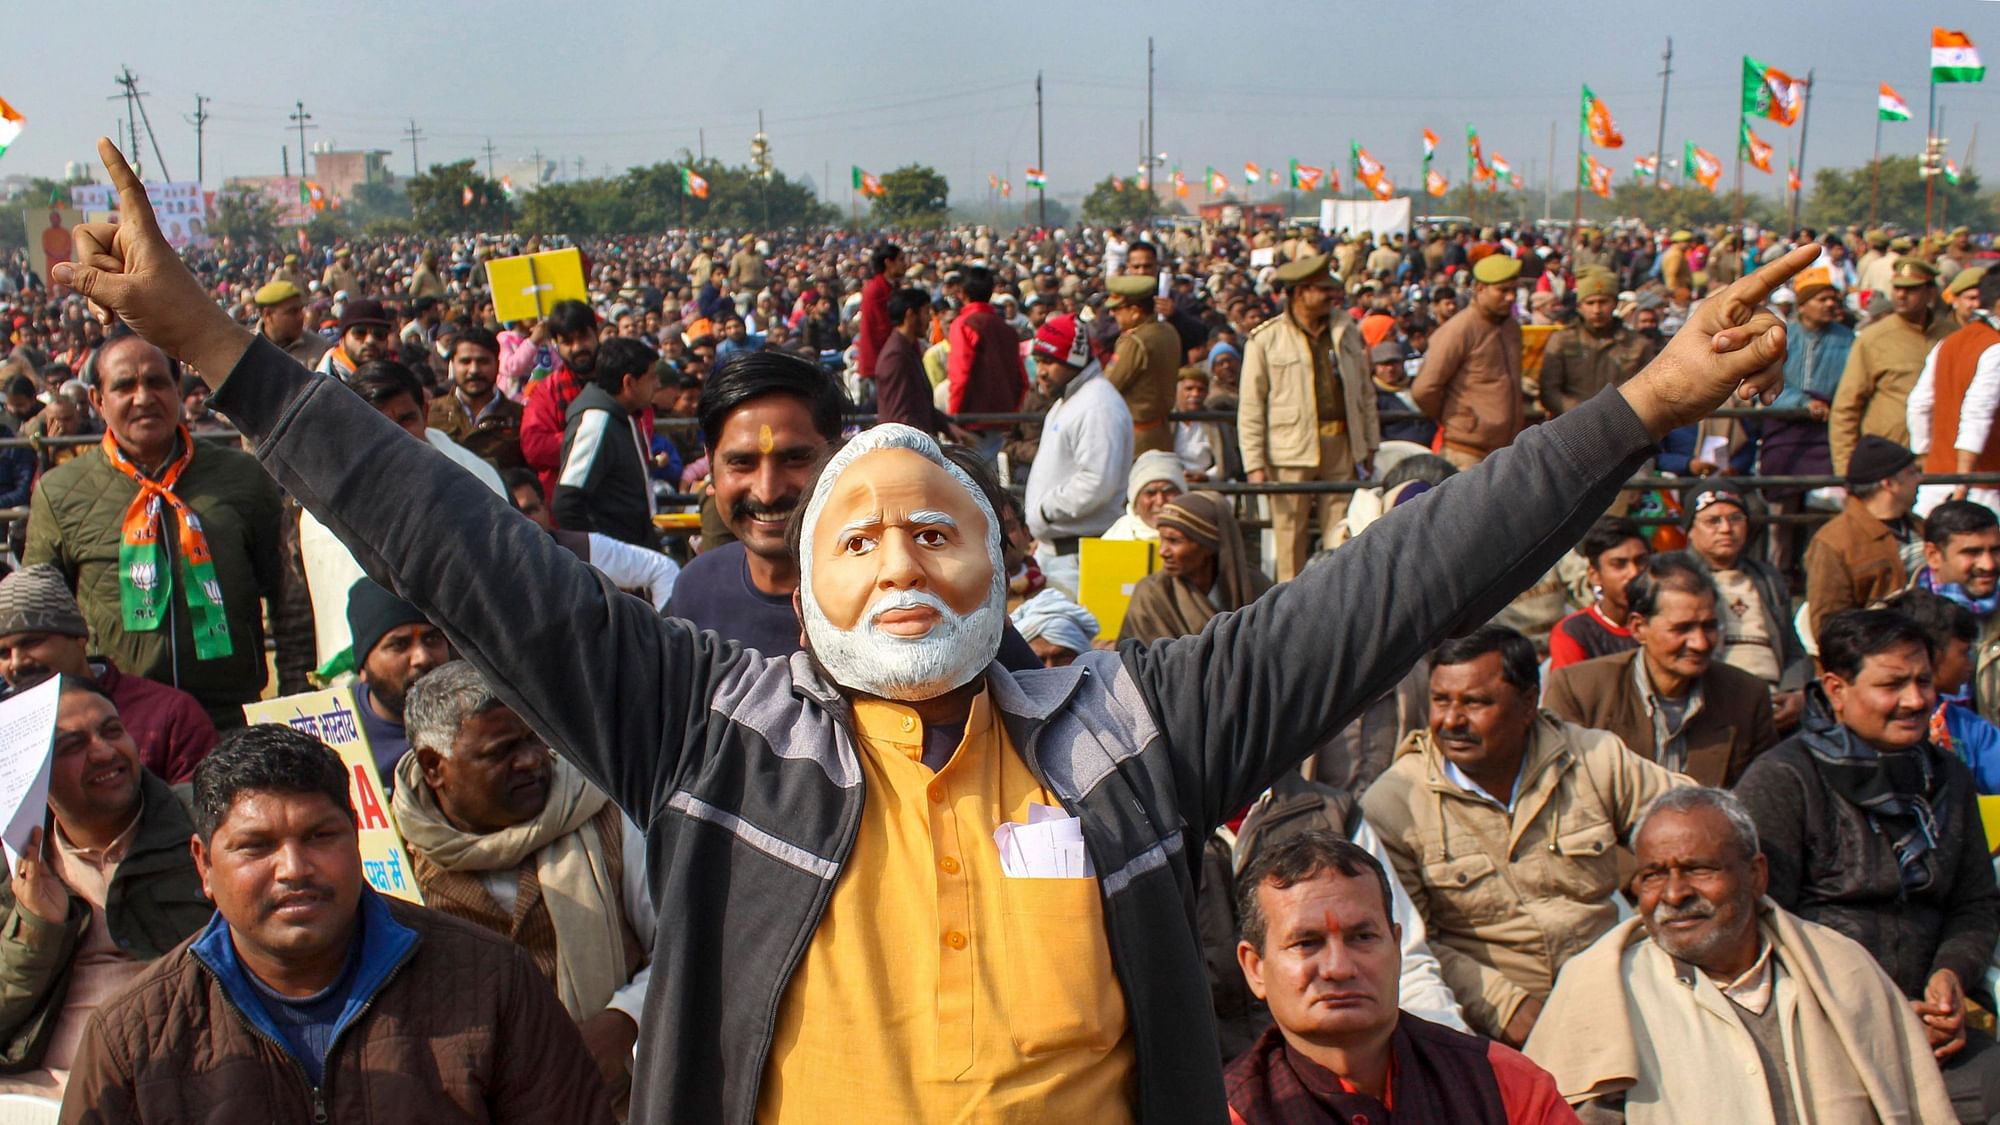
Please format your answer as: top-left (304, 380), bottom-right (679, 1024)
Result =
top-left (1981, 795), bottom-right (2000, 856)
top-left (485, 247), bottom-right (588, 323)
top-left (1520, 323), bottom-right (1559, 384)
top-left (243, 688), bottom-right (423, 903)
top-left (1078, 538), bottom-right (1159, 642)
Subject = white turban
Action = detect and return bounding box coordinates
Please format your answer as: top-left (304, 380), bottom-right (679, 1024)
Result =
top-left (1010, 590), bottom-right (1099, 655)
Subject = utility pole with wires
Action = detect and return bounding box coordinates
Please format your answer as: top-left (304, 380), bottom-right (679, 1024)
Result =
top-left (1146, 37), bottom-right (1155, 203)
top-left (1035, 71), bottom-right (1046, 227)
top-left (290, 100), bottom-right (315, 184)
top-left (1653, 38), bottom-right (1672, 192)
top-left (402, 119), bottom-right (424, 178)
top-left (481, 138), bottom-right (498, 180)
top-left (186, 94), bottom-right (209, 184)
top-left (111, 67), bottom-right (171, 180)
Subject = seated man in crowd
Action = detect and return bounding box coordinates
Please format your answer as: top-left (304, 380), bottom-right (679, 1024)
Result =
top-left (1736, 609), bottom-right (2000, 1123)
top-left (1023, 312), bottom-right (1132, 596)
top-left (1529, 787), bottom-right (1954, 1123)
top-left (61, 724), bottom-right (613, 1122)
top-left (1120, 493), bottom-right (1271, 644)
top-left (1885, 588), bottom-right (2000, 792)
top-left (1226, 831), bottom-right (1572, 1124)
top-left (394, 662), bottom-right (654, 1111)
top-left (1911, 500), bottom-right (2000, 724)
top-left (347, 578), bottom-right (448, 787)
top-left (1545, 552), bottom-right (1776, 787)
top-left (1008, 590), bottom-right (1097, 669)
top-left (1802, 436), bottom-right (1923, 643)
top-left (427, 326), bottom-right (525, 472)
top-left (0, 676), bottom-right (209, 1098)
top-left (503, 469), bottom-right (680, 612)
top-left (1681, 481), bottom-right (1809, 730)
top-left (1548, 517), bottom-right (1649, 671)
top-left (554, 338), bottom-right (660, 548)
top-left (0, 565), bottom-right (215, 782)
top-left (1100, 449), bottom-right (1185, 541)
top-left (1364, 626), bottom-right (1686, 1045)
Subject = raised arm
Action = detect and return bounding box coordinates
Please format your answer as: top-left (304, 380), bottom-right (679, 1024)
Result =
top-left (1127, 247), bottom-right (1813, 831)
top-left (53, 139), bottom-right (722, 820)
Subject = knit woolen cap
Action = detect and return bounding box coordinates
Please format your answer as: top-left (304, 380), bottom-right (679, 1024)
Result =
top-left (346, 578), bottom-right (429, 662)
top-left (0, 565), bottom-right (88, 640)
top-left (1845, 436), bottom-right (1917, 487)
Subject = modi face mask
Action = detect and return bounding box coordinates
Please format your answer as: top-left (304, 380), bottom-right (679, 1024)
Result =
top-left (798, 425), bottom-right (1006, 701)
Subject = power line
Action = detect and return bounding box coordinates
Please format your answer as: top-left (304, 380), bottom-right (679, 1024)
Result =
top-left (290, 100), bottom-right (316, 182)
top-left (187, 94), bottom-right (210, 184)
top-left (481, 137), bottom-right (498, 179)
top-left (112, 67), bottom-right (172, 182)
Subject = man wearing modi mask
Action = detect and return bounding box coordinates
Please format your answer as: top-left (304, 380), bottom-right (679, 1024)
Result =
top-left (52, 135), bottom-right (1820, 1123)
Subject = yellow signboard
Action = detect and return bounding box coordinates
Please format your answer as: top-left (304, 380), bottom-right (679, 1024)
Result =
top-left (243, 688), bottom-right (423, 904)
top-left (485, 247), bottom-right (588, 323)
top-left (1520, 323), bottom-right (1560, 385)
top-left (1078, 538), bottom-right (1159, 642)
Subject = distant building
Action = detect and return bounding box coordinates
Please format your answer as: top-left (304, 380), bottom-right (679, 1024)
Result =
top-left (309, 147), bottom-right (393, 204)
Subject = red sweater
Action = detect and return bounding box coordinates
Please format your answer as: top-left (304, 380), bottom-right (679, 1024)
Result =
top-left (857, 274), bottom-right (894, 379)
top-left (946, 302), bottom-right (1027, 428)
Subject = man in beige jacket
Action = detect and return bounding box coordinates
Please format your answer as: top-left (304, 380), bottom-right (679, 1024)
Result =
top-left (1527, 787), bottom-right (1952, 1125)
top-left (1414, 254), bottom-right (1525, 468)
top-left (1830, 257), bottom-right (1954, 474)
top-left (1237, 253), bottom-right (1380, 582)
top-left (1362, 626), bottom-right (1686, 1046)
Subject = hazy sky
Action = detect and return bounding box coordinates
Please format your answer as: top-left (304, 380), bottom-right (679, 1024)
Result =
top-left (5, 0), bottom-right (1997, 207)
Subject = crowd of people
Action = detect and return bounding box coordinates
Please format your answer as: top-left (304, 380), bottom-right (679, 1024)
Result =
top-left (4, 132), bottom-right (2000, 1121)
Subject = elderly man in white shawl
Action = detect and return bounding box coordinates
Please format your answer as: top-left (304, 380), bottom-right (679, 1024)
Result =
top-left (1010, 589), bottom-right (1100, 667)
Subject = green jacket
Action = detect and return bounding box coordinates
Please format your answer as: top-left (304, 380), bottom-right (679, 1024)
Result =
top-left (24, 436), bottom-right (283, 726)
top-left (0, 771), bottom-right (210, 1072)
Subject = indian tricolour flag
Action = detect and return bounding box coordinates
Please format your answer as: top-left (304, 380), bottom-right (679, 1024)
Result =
top-left (1024, 166), bottom-right (1046, 189)
top-left (1934, 28), bottom-right (1985, 84)
top-left (0, 97), bottom-right (22, 161)
top-left (1879, 83), bottom-right (1911, 122)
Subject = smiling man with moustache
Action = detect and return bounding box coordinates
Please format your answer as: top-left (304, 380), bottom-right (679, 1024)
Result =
top-left (60, 723), bottom-right (614, 1123)
top-left (1736, 609), bottom-right (2000, 1123)
top-left (0, 676), bottom-right (208, 1098)
top-left (51, 143), bottom-right (1816, 1120)
top-left (1227, 830), bottom-right (1572, 1124)
top-left (394, 662), bottom-right (655, 1112)
top-left (1363, 626), bottom-right (1686, 1046)
top-left (1530, 787), bottom-right (1955, 1124)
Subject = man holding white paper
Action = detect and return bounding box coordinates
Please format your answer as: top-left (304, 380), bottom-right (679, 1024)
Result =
top-left (0, 676), bottom-right (208, 1095)
top-left (52, 136), bottom-right (1816, 1123)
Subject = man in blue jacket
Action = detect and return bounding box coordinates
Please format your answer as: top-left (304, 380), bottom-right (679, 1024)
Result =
top-left (54, 136), bottom-right (1816, 1124)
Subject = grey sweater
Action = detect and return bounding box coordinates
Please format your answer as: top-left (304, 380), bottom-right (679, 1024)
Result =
top-left (211, 339), bottom-right (1656, 1123)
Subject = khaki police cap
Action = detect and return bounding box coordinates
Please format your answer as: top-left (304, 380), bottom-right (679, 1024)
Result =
top-left (1865, 229), bottom-right (1891, 248)
top-left (254, 280), bottom-right (303, 306)
top-left (1891, 258), bottom-right (1939, 288)
top-left (1670, 229), bottom-right (1693, 243)
top-left (1472, 254), bottom-right (1522, 284)
top-left (1105, 274), bottom-right (1158, 308)
top-left (1890, 236), bottom-right (1915, 253)
top-left (1575, 271), bottom-right (1618, 301)
top-left (1273, 253), bottom-right (1335, 287)
top-left (1953, 226), bottom-right (1971, 239)
top-left (1948, 266), bottom-right (1987, 296)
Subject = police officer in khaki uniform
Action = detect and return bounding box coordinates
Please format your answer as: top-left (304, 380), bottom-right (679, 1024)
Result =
top-left (1830, 257), bottom-right (1955, 473)
top-left (1537, 269), bottom-right (1660, 417)
top-left (1104, 273), bottom-right (1184, 456)
top-left (1238, 254), bottom-right (1380, 582)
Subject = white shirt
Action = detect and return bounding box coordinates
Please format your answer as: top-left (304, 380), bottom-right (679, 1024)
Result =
top-left (1909, 324), bottom-right (2000, 456)
top-left (1024, 364), bottom-right (1134, 541)
top-left (1442, 758), bottom-right (1517, 812)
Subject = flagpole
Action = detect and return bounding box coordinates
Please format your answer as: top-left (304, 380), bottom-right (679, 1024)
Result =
top-left (1464, 128), bottom-right (1474, 224)
top-left (1926, 74), bottom-right (1937, 233)
top-left (1940, 107), bottom-right (1951, 232)
top-left (1869, 114), bottom-right (1883, 229)
top-left (1572, 87), bottom-right (1585, 234)
top-left (1791, 69), bottom-right (1814, 232)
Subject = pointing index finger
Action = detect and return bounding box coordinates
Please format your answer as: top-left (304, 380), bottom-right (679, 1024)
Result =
top-left (96, 136), bottom-right (160, 235)
top-left (1714, 244), bottom-right (1820, 326)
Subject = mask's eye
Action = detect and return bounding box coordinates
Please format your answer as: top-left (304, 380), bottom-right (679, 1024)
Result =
top-left (844, 536), bottom-right (877, 556)
top-left (915, 528), bottom-right (948, 547)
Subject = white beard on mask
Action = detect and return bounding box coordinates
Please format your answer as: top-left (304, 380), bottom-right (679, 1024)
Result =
top-left (802, 586), bottom-right (1004, 702)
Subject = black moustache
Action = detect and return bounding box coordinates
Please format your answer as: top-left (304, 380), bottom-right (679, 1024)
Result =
top-left (734, 497), bottom-right (800, 523)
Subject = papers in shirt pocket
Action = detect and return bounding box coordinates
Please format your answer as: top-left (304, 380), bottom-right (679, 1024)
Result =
top-left (994, 803), bottom-right (1096, 878)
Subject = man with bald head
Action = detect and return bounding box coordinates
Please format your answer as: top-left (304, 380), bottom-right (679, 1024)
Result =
top-left (24, 332), bottom-right (282, 728)
top-left (52, 136), bottom-right (1822, 1122)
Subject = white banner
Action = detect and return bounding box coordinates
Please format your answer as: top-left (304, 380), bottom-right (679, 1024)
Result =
top-left (1318, 198), bottom-right (1412, 241)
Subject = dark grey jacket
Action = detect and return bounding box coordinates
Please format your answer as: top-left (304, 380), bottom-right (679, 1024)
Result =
top-left (211, 340), bottom-right (1655, 1123)
top-left (554, 382), bottom-right (654, 547)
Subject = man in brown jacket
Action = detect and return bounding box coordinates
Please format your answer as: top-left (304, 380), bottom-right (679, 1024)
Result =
top-left (1804, 436), bottom-right (1924, 643)
top-left (1536, 270), bottom-right (1659, 417)
top-left (59, 724), bottom-right (611, 1125)
top-left (1544, 553), bottom-right (1778, 788)
top-left (1831, 258), bottom-right (1955, 474)
top-left (1237, 254), bottom-right (1381, 582)
top-left (1414, 254), bottom-right (1524, 468)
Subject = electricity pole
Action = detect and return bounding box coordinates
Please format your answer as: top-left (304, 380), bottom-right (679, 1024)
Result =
top-left (1147, 38), bottom-right (1155, 203)
top-left (109, 69), bottom-right (140, 176)
top-left (403, 119), bottom-right (424, 178)
top-left (1653, 38), bottom-right (1672, 188)
top-left (290, 100), bottom-right (315, 183)
top-left (187, 94), bottom-right (209, 184)
top-left (1035, 71), bottom-right (1046, 226)
top-left (481, 138), bottom-right (498, 180)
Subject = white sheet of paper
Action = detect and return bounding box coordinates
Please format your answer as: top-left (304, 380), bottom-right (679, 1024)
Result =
top-left (994, 803), bottom-right (1096, 878)
top-left (0, 679), bottom-right (60, 874)
top-left (1698, 435), bottom-right (1729, 466)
